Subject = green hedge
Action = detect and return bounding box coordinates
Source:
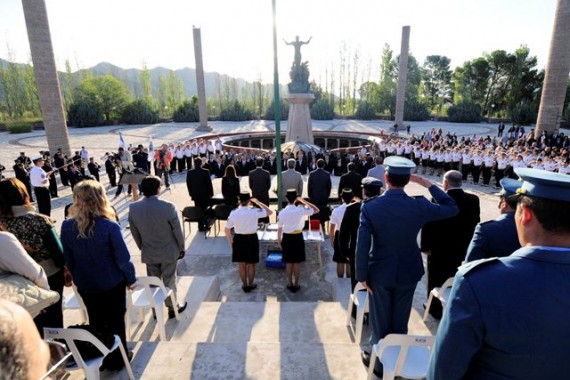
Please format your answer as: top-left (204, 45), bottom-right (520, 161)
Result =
top-left (355, 101), bottom-right (377, 120)
top-left (447, 102), bottom-right (482, 123)
top-left (264, 100), bottom-right (289, 120)
top-left (510, 102), bottom-right (537, 125)
top-left (122, 100), bottom-right (159, 124)
top-left (67, 100), bottom-right (104, 127)
top-left (219, 100), bottom-right (252, 121)
top-left (310, 99), bottom-right (335, 120)
top-left (173, 97), bottom-right (199, 122)
top-left (6, 122), bottom-right (33, 133)
top-left (404, 100), bottom-right (430, 121)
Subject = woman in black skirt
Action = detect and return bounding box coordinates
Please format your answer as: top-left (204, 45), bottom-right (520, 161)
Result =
top-left (277, 189), bottom-right (319, 293)
top-left (225, 192), bottom-right (273, 292)
top-left (329, 188), bottom-right (354, 278)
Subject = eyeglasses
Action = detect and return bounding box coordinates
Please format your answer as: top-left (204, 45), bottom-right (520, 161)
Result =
top-left (40, 340), bottom-right (73, 380)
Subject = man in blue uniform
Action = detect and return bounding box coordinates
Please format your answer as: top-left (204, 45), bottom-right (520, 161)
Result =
top-left (465, 178), bottom-right (522, 262)
top-left (429, 168), bottom-right (570, 379)
top-left (356, 156), bottom-right (458, 376)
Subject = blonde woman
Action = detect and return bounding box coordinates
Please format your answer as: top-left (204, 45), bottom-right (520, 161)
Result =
top-left (60, 180), bottom-right (136, 371)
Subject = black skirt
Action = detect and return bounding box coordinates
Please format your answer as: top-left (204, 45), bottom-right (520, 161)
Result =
top-left (232, 233), bottom-right (260, 264)
top-left (282, 233), bottom-right (305, 263)
top-left (332, 231), bottom-right (348, 263)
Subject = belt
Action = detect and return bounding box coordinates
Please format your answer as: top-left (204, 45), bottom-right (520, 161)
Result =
top-left (236, 232), bottom-right (257, 235)
top-left (286, 230), bottom-right (303, 235)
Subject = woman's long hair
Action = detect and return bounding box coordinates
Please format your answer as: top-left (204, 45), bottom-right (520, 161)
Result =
top-left (69, 180), bottom-right (116, 238)
top-left (0, 178), bottom-right (31, 217)
top-left (224, 164), bottom-right (237, 179)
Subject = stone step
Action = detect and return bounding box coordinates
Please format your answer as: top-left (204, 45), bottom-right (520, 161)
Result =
top-left (170, 301), bottom-right (353, 344)
top-left (125, 341), bottom-right (368, 380)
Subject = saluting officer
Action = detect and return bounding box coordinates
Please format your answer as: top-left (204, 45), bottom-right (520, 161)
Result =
top-left (30, 155), bottom-right (52, 216)
top-left (225, 192), bottom-right (273, 293)
top-left (430, 168), bottom-right (570, 378)
top-left (356, 156), bottom-right (458, 377)
top-left (465, 178), bottom-right (522, 262)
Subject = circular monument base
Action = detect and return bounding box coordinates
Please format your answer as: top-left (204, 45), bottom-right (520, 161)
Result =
top-left (286, 93), bottom-right (315, 144)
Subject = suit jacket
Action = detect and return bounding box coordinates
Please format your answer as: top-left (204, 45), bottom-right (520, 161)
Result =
top-left (236, 160), bottom-right (252, 176)
top-left (367, 165), bottom-right (385, 182)
top-left (429, 247), bottom-right (570, 379)
top-left (264, 159), bottom-right (278, 175)
top-left (128, 196), bottom-right (184, 264)
top-left (186, 167), bottom-right (214, 204)
top-left (465, 212), bottom-right (520, 262)
top-left (307, 168), bottom-right (332, 204)
top-left (281, 169), bottom-right (303, 196)
top-left (248, 167), bottom-right (271, 206)
top-left (210, 162), bottom-right (225, 178)
top-left (356, 186), bottom-right (458, 287)
top-left (338, 171), bottom-right (363, 199)
top-left (421, 188), bottom-right (480, 275)
top-left (295, 159), bottom-right (308, 175)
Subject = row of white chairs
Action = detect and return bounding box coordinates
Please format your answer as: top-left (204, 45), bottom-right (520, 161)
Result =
top-left (345, 277), bottom-right (454, 379)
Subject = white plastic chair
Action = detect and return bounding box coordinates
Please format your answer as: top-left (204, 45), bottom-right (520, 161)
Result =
top-left (62, 284), bottom-right (89, 323)
top-left (367, 334), bottom-right (435, 380)
top-left (126, 276), bottom-right (180, 341)
top-left (43, 327), bottom-right (134, 380)
top-left (423, 277), bottom-right (454, 321)
top-left (345, 282), bottom-right (369, 343)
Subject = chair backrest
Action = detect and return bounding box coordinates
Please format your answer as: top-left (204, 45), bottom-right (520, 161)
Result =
top-left (214, 204), bottom-right (234, 220)
top-left (130, 276), bottom-right (170, 309)
top-left (44, 328), bottom-right (112, 369)
top-left (378, 334), bottom-right (435, 377)
top-left (182, 206), bottom-right (204, 220)
top-left (439, 277), bottom-right (454, 293)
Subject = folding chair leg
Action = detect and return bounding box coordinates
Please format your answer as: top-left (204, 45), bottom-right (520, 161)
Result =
top-left (423, 292), bottom-right (435, 321)
top-left (346, 296), bottom-right (355, 326)
top-left (118, 340), bottom-right (135, 380)
top-left (355, 303), bottom-right (365, 344)
top-left (155, 306), bottom-right (167, 341)
top-left (84, 365), bottom-right (101, 380)
top-left (367, 345), bottom-right (378, 380)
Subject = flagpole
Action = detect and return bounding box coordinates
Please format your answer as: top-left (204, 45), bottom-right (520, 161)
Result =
top-left (272, 0), bottom-right (283, 210)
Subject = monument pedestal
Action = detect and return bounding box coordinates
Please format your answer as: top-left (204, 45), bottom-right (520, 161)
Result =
top-left (286, 93), bottom-right (315, 143)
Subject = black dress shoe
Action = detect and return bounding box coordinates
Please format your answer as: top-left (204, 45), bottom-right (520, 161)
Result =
top-left (168, 302), bottom-right (187, 319)
top-left (361, 350), bottom-right (371, 367)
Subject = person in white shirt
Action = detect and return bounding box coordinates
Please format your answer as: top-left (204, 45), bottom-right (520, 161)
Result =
top-left (277, 190), bottom-right (319, 292)
top-left (30, 156), bottom-right (52, 216)
top-left (329, 189), bottom-right (355, 278)
top-left (225, 192), bottom-right (273, 293)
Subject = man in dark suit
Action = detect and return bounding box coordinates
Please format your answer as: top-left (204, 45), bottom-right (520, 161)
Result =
top-left (264, 153), bottom-right (278, 175)
top-left (236, 154), bottom-right (252, 177)
top-left (295, 152), bottom-right (308, 175)
top-left (129, 176), bottom-right (187, 318)
top-left (211, 156), bottom-right (225, 179)
top-left (307, 158), bottom-right (332, 229)
top-left (186, 157), bottom-right (214, 231)
top-left (421, 170), bottom-right (480, 319)
top-left (248, 157), bottom-right (271, 223)
top-left (337, 162), bottom-right (363, 199)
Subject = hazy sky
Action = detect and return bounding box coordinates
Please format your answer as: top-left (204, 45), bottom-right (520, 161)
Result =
top-left (0, 0), bottom-right (558, 84)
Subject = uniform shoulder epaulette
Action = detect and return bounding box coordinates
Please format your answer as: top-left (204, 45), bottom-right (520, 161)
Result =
top-left (458, 257), bottom-right (499, 275)
top-left (413, 195), bottom-right (426, 200)
top-left (479, 220), bottom-right (494, 226)
top-left (362, 196), bottom-right (378, 203)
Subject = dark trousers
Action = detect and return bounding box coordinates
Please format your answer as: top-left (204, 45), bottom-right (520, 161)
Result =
top-left (185, 157), bottom-right (193, 170)
top-left (115, 172), bottom-right (132, 196)
top-left (472, 165), bottom-right (481, 183)
top-left (59, 168), bottom-right (69, 186)
top-left (482, 166), bottom-right (492, 185)
top-left (107, 170), bottom-right (117, 187)
top-left (156, 168), bottom-right (170, 187)
top-left (169, 159), bottom-right (177, 174)
top-left (49, 176), bottom-right (58, 197)
top-left (80, 281), bottom-right (128, 369)
top-left (34, 186), bottom-right (51, 216)
top-left (194, 200), bottom-right (211, 231)
top-left (369, 282), bottom-right (417, 343)
top-left (34, 269), bottom-right (64, 335)
top-left (461, 164), bottom-right (471, 181)
top-left (495, 168), bottom-right (505, 187)
top-left (177, 158), bottom-right (186, 172)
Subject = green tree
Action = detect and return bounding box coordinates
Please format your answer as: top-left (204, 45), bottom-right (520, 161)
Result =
top-left (377, 44), bottom-right (397, 116)
top-left (421, 55), bottom-right (452, 114)
top-left (73, 75), bottom-right (130, 120)
top-left (139, 62), bottom-right (153, 105)
top-left (452, 57), bottom-right (490, 106)
top-left (62, 59), bottom-right (75, 111)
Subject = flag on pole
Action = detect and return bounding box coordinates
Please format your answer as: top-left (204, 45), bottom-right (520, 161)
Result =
top-left (148, 136), bottom-right (154, 162)
top-left (119, 131), bottom-right (125, 148)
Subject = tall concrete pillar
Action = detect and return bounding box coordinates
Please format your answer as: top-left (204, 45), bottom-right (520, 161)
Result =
top-left (193, 27), bottom-right (211, 132)
top-left (535, 0), bottom-right (570, 137)
top-left (21, 0), bottom-right (71, 156)
top-left (394, 26), bottom-right (411, 130)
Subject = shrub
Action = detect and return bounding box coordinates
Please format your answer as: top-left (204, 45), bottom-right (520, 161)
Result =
top-left (172, 97), bottom-right (199, 122)
top-left (264, 100), bottom-right (289, 120)
top-left (510, 102), bottom-right (537, 125)
top-left (219, 100), bottom-right (253, 121)
top-left (404, 100), bottom-right (430, 121)
top-left (6, 122), bottom-right (33, 133)
top-left (67, 100), bottom-right (104, 127)
top-left (122, 100), bottom-right (159, 125)
top-left (310, 98), bottom-right (334, 120)
top-left (355, 101), bottom-right (377, 120)
top-left (447, 102), bottom-right (481, 123)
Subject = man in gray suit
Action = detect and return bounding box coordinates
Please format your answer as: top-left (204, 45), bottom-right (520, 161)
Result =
top-left (280, 158), bottom-right (303, 207)
top-left (129, 176), bottom-right (187, 319)
top-left (367, 156), bottom-right (385, 183)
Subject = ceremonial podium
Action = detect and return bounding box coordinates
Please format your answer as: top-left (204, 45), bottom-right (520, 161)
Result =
top-left (119, 173), bottom-right (146, 201)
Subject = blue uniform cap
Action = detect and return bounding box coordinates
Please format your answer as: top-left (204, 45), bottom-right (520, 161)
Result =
top-left (361, 177), bottom-right (383, 189)
top-left (384, 156), bottom-right (416, 175)
top-left (513, 168), bottom-right (570, 202)
top-left (499, 178), bottom-right (522, 198)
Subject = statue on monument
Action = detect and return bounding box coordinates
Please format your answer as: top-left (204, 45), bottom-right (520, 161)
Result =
top-left (284, 35), bottom-right (312, 94)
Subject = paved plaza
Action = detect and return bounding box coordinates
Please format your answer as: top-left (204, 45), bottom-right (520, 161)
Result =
top-left (2, 119), bottom-right (511, 378)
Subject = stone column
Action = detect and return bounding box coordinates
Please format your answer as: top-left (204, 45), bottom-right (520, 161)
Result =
top-left (394, 26), bottom-right (411, 130)
top-left (21, 0), bottom-right (71, 156)
top-left (193, 27), bottom-right (211, 132)
top-left (286, 93), bottom-right (315, 143)
top-left (536, 0), bottom-right (570, 137)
